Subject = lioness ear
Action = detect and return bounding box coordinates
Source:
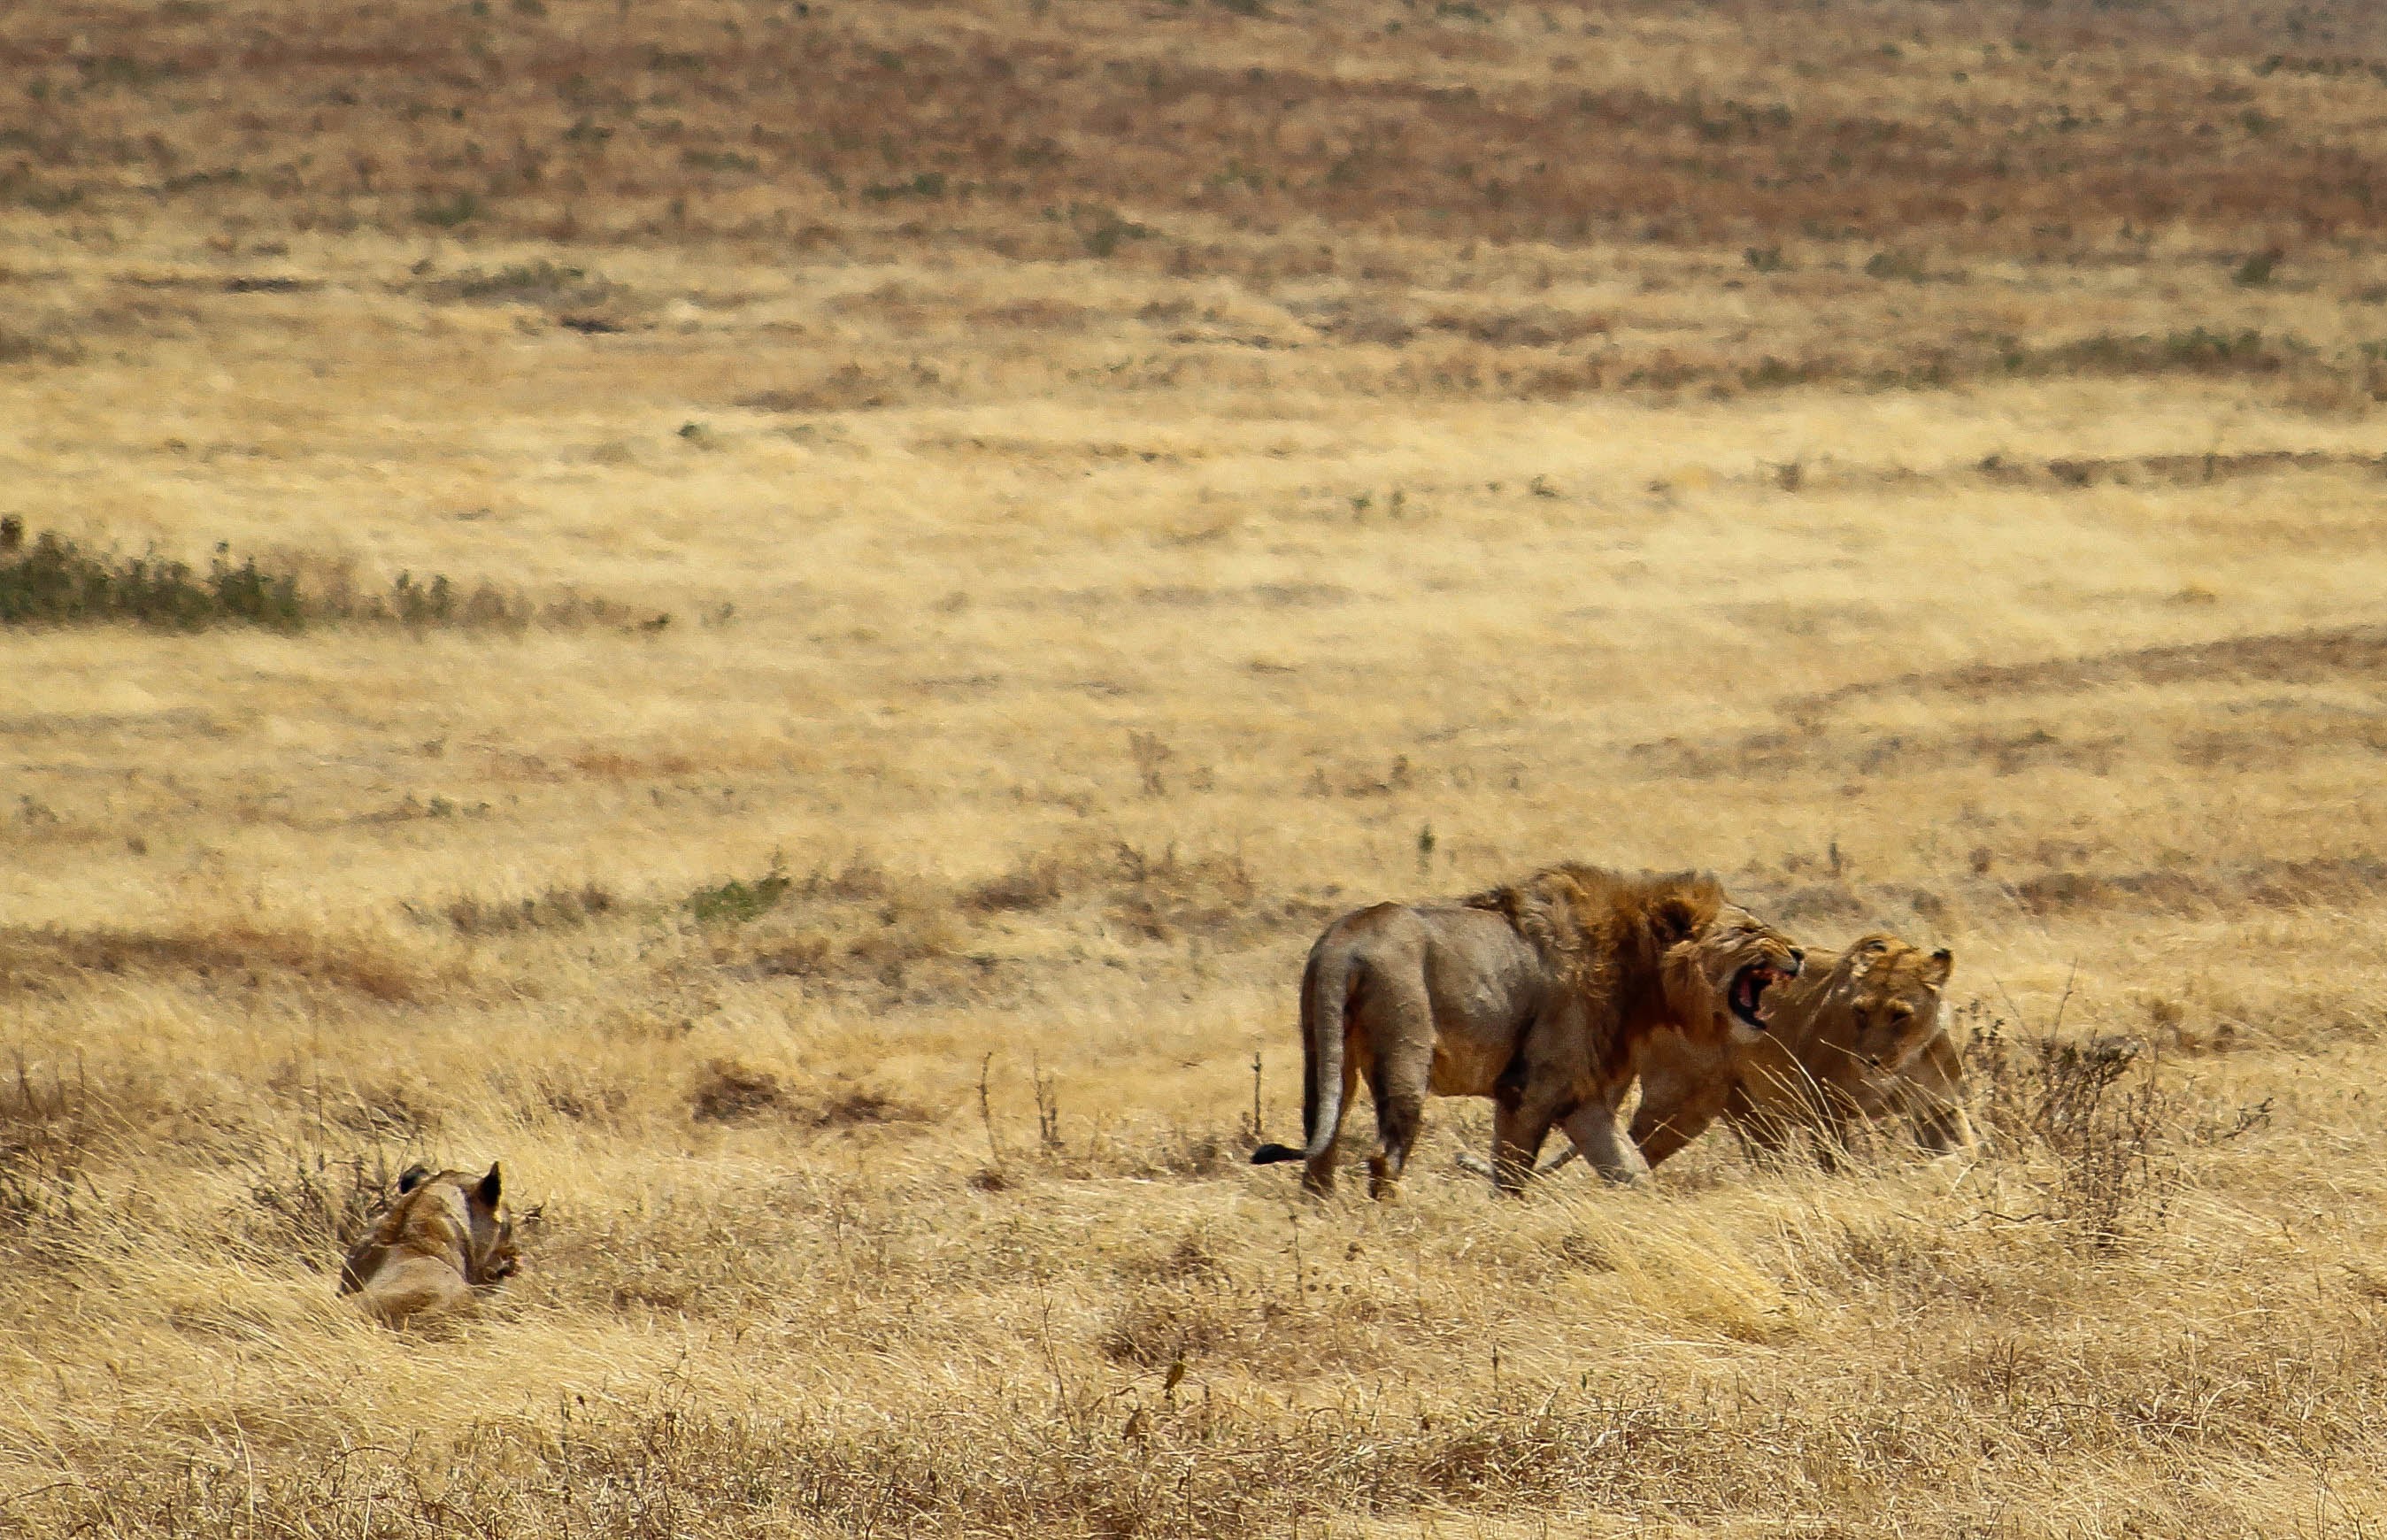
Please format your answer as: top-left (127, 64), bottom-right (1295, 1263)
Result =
top-left (476, 1163), bottom-right (504, 1208)
top-left (1922, 947), bottom-right (1953, 986)
top-left (397, 1165), bottom-right (431, 1195)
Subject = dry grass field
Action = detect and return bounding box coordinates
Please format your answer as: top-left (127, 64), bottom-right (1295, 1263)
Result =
top-left (8, 0), bottom-right (2387, 1532)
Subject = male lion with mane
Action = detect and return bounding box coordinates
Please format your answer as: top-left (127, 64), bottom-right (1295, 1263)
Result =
top-left (1251, 865), bottom-right (1802, 1197)
top-left (338, 1162), bottom-right (519, 1327)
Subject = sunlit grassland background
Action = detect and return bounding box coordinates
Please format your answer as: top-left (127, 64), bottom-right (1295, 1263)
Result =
top-left (5, 0), bottom-right (2387, 1533)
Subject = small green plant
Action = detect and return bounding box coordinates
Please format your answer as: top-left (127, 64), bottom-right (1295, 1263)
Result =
top-left (414, 190), bottom-right (481, 227)
top-left (680, 149), bottom-right (759, 173)
top-left (438, 883), bottom-right (616, 937)
top-left (1741, 355), bottom-right (1814, 389)
top-left (2233, 247), bottom-right (2282, 287)
top-left (1073, 204), bottom-right (1151, 258)
top-left (1744, 245), bottom-right (1783, 272)
top-left (79, 55), bottom-right (177, 89)
top-left (689, 865), bottom-right (793, 925)
top-left (1863, 249), bottom-right (1927, 281)
top-left (860, 172), bottom-right (946, 203)
top-left (0, 525), bottom-right (661, 634)
top-left (444, 261), bottom-right (594, 301)
top-left (0, 531), bottom-right (303, 630)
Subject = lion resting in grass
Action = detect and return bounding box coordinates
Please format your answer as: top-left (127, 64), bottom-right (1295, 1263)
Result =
top-left (1515, 934), bottom-right (1968, 1178)
top-left (338, 1163), bottom-right (518, 1327)
top-left (1251, 866), bottom-right (1802, 1197)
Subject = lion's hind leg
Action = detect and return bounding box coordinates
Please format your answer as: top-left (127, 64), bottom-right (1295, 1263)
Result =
top-left (1302, 1033), bottom-right (1363, 1197)
top-left (1363, 993), bottom-right (1434, 1201)
top-left (1488, 1053), bottom-right (1569, 1194)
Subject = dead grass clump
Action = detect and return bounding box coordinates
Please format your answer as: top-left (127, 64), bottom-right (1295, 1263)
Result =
top-left (424, 260), bottom-right (618, 311)
top-left (809, 1085), bottom-right (926, 1131)
top-left (327, 1080), bottom-right (443, 1142)
top-left (737, 360), bottom-right (946, 414)
top-left (1099, 1281), bottom-right (1238, 1367)
top-left (840, 896), bottom-right (970, 990)
top-left (2002, 327), bottom-right (2290, 382)
top-left (531, 1069), bottom-right (634, 1127)
top-left (688, 1060), bottom-right (922, 1129)
top-left (966, 298), bottom-right (1094, 332)
top-left (1106, 843), bottom-right (1262, 944)
top-left (240, 1148), bottom-right (413, 1266)
top-left (1423, 305), bottom-right (1611, 348)
top-left (0, 922), bottom-right (429, 1003)
top-left (0, 1056), bottom-right (96, 1248)
top-left (1815, 1218), bottom-right (1978, 1308)
top-left (964, 856), bottom-right (1067, 914)
top-left (743, 913), bottom-right (978, 999)
top-left (711, 843), bottom-right (1308, 1006)
top-left (0, 325), bottom-right (81, 366)
top-left (1122, 1231), bottom-right (1231, 1287)
top-left (689, 1059), bottom-right (789, 1124)
top-left (1024, 1118), bottom-right (1242, 1184)
top-left (1962, 1010), bottom-right (2180, 1252)
top-left (438, 882), bottom-right (617, 937)
top-left (1127, 1127), bottom-right (1234, 1180)
top-left (704, 857), bottom-right (998, 1002)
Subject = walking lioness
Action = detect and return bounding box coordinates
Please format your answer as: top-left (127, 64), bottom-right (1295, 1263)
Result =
top-left (338, 1163), bottom-right (519, 1327)
top-left (1251, 866), bottom-right (1802, 1197)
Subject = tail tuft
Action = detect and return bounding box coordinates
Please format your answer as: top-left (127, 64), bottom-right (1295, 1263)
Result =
top-left (1250, 1143), bottom-right (1304, 1165)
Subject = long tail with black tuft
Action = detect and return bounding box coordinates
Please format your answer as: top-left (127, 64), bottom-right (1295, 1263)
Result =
top-left (1250, 940), bottom-right (1350, 1166)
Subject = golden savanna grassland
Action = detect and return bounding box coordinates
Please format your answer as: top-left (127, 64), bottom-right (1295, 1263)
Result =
top-left (7, 0), bottom-right (2387, 1531)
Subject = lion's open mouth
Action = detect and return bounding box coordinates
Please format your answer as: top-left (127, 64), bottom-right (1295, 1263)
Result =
top-left (1729, 960), bottom-right (1797, 1030)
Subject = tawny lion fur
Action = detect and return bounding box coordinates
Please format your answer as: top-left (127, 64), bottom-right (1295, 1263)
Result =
top-left (1633, 933), bottom-right (1970, 1167)
top-left (1251, 865), bottom-right (1801, 1197)
top-left (338, 1163), bottom-right (518, 1327)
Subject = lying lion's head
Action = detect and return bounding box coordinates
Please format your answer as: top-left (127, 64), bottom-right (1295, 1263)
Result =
top-left (339, 1162), bottom-right (517, 1295)
top-left (1840, 935), bottom-right (1953, 1074)
top-left (1659, 901), bottom-right (1803, 1043)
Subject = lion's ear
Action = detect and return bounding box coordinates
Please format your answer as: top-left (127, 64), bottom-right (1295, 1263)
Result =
top-left (1922, 947), bottom-right (1953, 986)
top-left (397, 1165), bottom-right (431, 1195)
top-left (476, 1163), bottom-right (504, 1208)
top-left (1649, 896), bottom-right (1703, 947)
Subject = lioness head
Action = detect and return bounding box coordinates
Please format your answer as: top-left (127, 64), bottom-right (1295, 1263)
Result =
top-left (339, 1162), bottom-right (518, 1297)
top-left (1658, 902), bottom-right (1803, 1043)
top-left (1842, 936), bottom-right (1954, 1074)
